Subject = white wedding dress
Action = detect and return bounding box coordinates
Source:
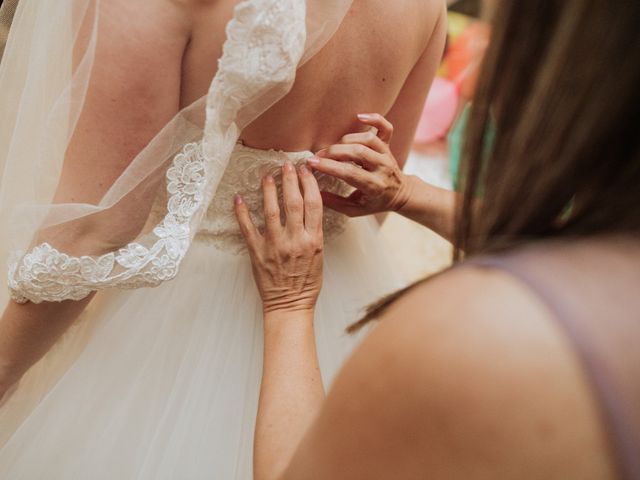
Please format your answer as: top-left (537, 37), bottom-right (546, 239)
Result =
top-left (0, 141), bottom-right (400, 479)
top-left (0, 0), bottom-right (404, 477)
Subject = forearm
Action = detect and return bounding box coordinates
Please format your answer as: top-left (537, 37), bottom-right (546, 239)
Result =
top-left (398, 175), bottom-right (458, 242)
top-left (0, 296), bottom-right (93, 393)
top-left (254, 309), bottom-right (325, 480)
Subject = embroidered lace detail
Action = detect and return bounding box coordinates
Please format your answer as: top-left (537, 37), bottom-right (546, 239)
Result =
top-left (194, 143), bottom-right (350, 252)
top-left (8, 142), bottom-right (207, 304)
top-left (7, 0), bottom-right (307, 304)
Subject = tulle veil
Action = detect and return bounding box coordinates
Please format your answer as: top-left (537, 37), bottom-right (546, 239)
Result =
top-left (0, 0), bottom-right (354, 306)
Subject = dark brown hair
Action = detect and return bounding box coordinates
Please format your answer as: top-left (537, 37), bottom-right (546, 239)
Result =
top-left (349, 0), bottom-right (640, 333)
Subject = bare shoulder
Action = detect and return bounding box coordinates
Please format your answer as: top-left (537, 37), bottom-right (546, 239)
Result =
top-left (287, 267), bottom-right (618, 479)
top-left (356, 267), bottom-right (617, 478)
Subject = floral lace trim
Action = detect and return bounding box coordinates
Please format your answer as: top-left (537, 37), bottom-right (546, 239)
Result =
top-left (8, 142), bottom-right (207, 304)
top-left (8, 0), bottom-right (307, 303)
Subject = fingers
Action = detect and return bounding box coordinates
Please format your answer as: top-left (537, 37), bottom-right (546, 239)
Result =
top-left (262, 174), bottom-right (282, 234)
top-left (357, 113), bottom-right (394, 143)
top-left (234, 195), bottom-right (261, 248)
top-left (339, 130), bottom-right (389, 154)
top-left (307, 157), bottom-right (379, 195)
top-left (315, 143), bottom-right (380, 169)
top-left (298, 165), bottom-right (323, 233)
top-left (320, 191), bottom-right (365, 217)
top-left (282, 161), bottom-right (304, 230)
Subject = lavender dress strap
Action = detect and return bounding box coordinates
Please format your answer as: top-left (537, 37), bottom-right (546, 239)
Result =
top-left (464, 238), bottom-right (640, 480)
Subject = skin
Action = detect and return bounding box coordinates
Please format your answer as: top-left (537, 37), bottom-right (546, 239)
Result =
top-left (0, 0), bottom-right (447, 404)
top-left (235, 163), bottom-right (325, 479)
top-left (235, 137), bottom-right (618, 480)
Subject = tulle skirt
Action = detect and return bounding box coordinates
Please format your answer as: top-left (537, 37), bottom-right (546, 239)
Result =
top-left (0, 217), bottom-right (400, 479)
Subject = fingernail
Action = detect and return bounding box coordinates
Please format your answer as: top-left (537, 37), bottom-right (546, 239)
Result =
top-left (357, 113), bottom-right (374, 121)
top-left (283, 160), bottom-right (294, 172)
top-left (234, 194), bottom-right (243, 205)
top-left (307, 156), bottom-right (320, 165)
top-left (299, 164), bottom-right (309, 175)
top-left (264, 174), bottom-right (274, 184)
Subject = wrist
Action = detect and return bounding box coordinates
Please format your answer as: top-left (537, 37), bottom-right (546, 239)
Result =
top-left (396, 176), bottom-right (453, 233)
top-left (263, 307), bottom-right (315, 323)
top-left (394, 174), bottom-right (421, 214)
top-left (263, 309), bottom-right (316, 344)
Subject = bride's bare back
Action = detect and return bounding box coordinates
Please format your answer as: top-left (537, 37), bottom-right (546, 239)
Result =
top-left (60, 0), bottom-right (445, 213)
top-left (181, 0), bottom-right (446, 156)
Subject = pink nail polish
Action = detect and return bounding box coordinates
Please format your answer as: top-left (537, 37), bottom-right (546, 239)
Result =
top-left (299, 165), bottom-right (309, 175)
top-left (307, 156), bottom-right (320, 165)
top-left (234, 194), bottom-right (243, 205)
top-left (283, 160), bottom-right (294, 172)
top-left (264, 174), bottom-right (274, 184)
top-left (357, 113), bottom-right (373, 121)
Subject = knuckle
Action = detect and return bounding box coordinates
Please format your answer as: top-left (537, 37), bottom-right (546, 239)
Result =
top-left (289, 244), bottom-right (303, 258)
top-left (343, 163), bottom-right (358, 178)
top-left (303, 236), bottom-right (321, 252)
top-left (365, 179), bottom-right (382, 193)
top-left (287, 198), bottom-right (303, 212)
top-left (370, 176), bottom-right (386, 190)
top-left (264, 210), bottom-right (280, 222)
top-left (312, 237), bottom-right (324, 253)
top-left (364, 131), bottom-right (377, 143)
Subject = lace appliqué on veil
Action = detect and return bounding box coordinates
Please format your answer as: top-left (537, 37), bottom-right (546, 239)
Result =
top-left (7, 0), bottom-right (307, 304)
top-left (8, 142), bottom-right (206, 303)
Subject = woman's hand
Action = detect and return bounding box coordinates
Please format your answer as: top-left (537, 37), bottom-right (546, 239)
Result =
top-left (307, 113), bottom-right (414, 217)
top-left (235, 161), bottom-right (324, 315)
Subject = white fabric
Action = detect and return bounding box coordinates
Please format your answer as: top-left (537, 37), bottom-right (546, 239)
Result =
top-left (0, 2), bottom-right (406, 476)
top-left (0, 146), bottom-right (400, 478)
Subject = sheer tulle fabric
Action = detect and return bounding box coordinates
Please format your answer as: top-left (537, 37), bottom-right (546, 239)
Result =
top-left (0, 0), bottom-right (354, 305)
top-left (0, 217), bottom-right (399, 479)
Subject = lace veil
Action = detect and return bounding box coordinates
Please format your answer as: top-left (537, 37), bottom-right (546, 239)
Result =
top-left (0, 0), bottom-right (354, 304)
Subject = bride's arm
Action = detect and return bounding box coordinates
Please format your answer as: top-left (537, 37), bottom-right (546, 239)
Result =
top-left (0, 0), bottom-right (190, 399)
top-left (383, 0), bottom-right (447, 170)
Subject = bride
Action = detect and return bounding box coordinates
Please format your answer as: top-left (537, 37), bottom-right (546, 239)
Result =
top-left (0, 0), bottom-right (445, 477)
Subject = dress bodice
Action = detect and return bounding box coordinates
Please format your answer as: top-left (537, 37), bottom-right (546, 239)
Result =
top-left (194, 142), bottom-right (350, 252)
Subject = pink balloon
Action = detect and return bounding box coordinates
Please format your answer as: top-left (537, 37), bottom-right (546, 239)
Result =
top-left (414, 77), bottom-right (459, 144)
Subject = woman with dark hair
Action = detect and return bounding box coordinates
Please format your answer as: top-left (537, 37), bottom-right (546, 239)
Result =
top-left (237, 1), bottom-right (640, 478)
